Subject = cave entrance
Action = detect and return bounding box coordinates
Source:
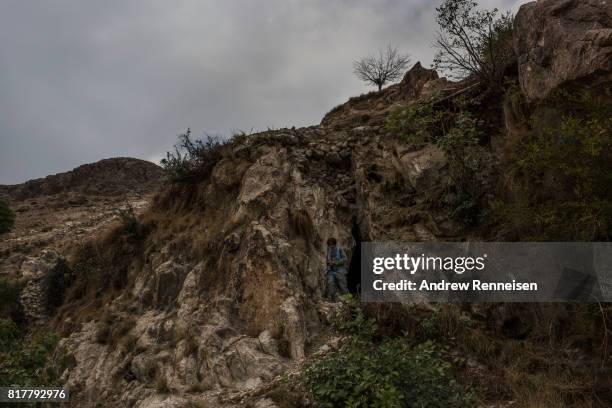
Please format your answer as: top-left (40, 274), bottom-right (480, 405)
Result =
top-left (347, 220), bottom-right (362, 295)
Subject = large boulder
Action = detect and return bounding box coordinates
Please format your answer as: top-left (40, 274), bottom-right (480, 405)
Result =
top-left (514, 0), bottom-right (612, 100)
top-left (397, 62), bottom-right (440, 100)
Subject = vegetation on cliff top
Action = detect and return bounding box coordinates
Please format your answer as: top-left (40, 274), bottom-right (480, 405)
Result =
top-left (386, 77), bottom-right (612, 240)
top-left (353, 45), bottom-right (411, 91)
top-left (160, 128), bottom-right (228, 182)
top-left (433, 0), bottom-right (514, 86)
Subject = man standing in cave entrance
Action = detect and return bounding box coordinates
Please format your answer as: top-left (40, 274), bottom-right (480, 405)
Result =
top-left (325, 237), bottom-right (348, 301)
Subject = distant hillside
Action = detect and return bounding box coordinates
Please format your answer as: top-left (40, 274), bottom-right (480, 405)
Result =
top-left (0, 157), bottom-right (163, 202)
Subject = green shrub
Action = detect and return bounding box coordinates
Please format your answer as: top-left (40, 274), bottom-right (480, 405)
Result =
top-left (0, 276), bottom-right (24, 322)
top-left (0, 200), bottom-right (15, 234)
top-left (498, 87), bottom-right (612, 240)
top-left (161, 128), bottom-right (226, 182)
top-left (331, 295), bottom-right (377, 341)
top-left (438, 112), bottom-right (492, 225)
top-left (387, 99), bottom-right (493, 226)
top-left (386, 98), bottom-right (450, 144)
top-left (44, 259), bottom-right (72, 311)
top-left (301, 298), bottom-right (472, 407)
top-left (0, 318), bottom-right (19, 352)
top-left (0, 330), bottom-right (59, 387)
top-left (116, 203), bottom-right (139, 236)
top-left (303, 338), bottom-right (470, 408)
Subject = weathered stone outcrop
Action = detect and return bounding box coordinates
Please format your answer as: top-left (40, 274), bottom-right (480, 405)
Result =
top-left (514, 0), bottom-right (612, 100)
top-left (45, 121), bottom-right (457, 407)
top-left (320, 62), bottom-right (452, 131)
top-left (396, 62), bottom-right (440, 100)
top-left (18, 249), bottom-right (61, 322)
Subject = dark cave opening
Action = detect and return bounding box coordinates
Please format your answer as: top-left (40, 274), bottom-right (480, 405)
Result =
top-left (347, 220), bottom-right (362, 295)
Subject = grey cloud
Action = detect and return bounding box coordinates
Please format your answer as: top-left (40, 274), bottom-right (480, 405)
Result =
top-left (0, 0), bottom-right (524, 184)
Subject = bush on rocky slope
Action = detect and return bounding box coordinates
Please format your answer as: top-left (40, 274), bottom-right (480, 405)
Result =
top-left (55, 224), bottom-right (146, 334)
top-left (0, 200), bottom-right (15, 234)
top-left (0, 327), bottom-right (59, 388)
top-left (385, 95), bottom-right (451, 144)
top-left (43, 258), bottom-right (72, 312)
top-left (160, 128), bottom-right (227, 182)
top-left (386, 94), bottom-right (494, 226)
top-left (410, 303), bottom-right (612, 407)
top-left (116, 202), bottom-right (140, 237)
top-left (301, 298), bottom-right (473, 408)
top-left (0, 276), bottom-right (24, 323)
top-left (0, 271), bottom-right (60, 390)
top-left (496, 85), bottom-right (612, 240)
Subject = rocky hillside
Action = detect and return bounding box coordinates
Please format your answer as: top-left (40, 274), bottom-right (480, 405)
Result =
top-left (52, 92), bottom-right (461, 407)
top-left (1, 0), bottom-right (611, 407)
top-left (0, 158), bottom-right (163, 321)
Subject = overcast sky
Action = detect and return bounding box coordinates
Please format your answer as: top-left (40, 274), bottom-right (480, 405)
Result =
top-left (0, 0), bottom-right (524, 184)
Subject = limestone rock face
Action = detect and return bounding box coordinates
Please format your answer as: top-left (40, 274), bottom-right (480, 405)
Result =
top-left (46, 121), bottom-right (461, 406)
top-left (514, 0), bottom-right (612, 100)
top-left (18, 249), bottom-right (61, 322)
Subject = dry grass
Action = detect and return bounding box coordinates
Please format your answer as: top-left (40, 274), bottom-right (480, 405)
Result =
top-left (436, 304), bottom-right (611, 407)
top-left (170, 326), bottom-right (199, 357)
top-left (94, 311), bottom-right (135, 348)
top-left (290, 208), bottom-right (316, 243)
top-left (363, 302), bottom-right (612, 407)
top-left (154, 373), bottom-right (169, 393)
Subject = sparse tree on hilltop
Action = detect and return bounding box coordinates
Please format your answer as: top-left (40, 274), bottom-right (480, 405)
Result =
top-left (433, 0), bottom-right (514, 85)
top-left (353, 45), bottom-right (411, 91)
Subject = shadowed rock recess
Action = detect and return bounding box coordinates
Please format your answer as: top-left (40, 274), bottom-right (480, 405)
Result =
top-left (1, 0), bottom-right (611, 406)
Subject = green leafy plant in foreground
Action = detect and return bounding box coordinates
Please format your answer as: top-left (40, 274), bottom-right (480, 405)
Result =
top-left (302, 297), bottom-right (472, 407)
top-left (0, 320), bottom-right (59, 387)
top-left (438, 111), bottom-right (492, 226)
